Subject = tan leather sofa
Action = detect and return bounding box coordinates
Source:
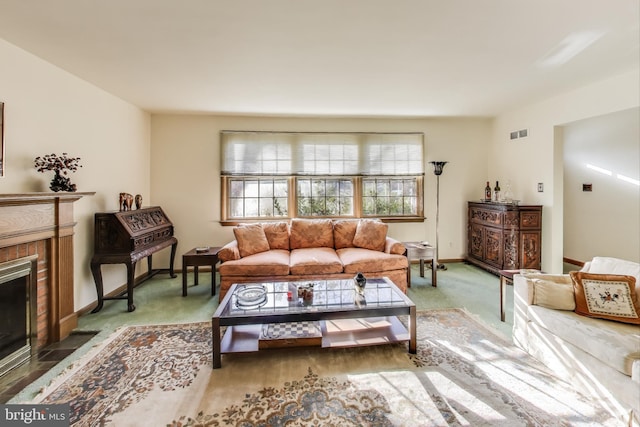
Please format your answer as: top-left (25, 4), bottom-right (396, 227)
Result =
top-left (217, 218), bottom-right (408, 301)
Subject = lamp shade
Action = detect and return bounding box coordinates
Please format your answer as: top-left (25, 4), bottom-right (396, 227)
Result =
top-left (430, 161), bottom-right (448, 176)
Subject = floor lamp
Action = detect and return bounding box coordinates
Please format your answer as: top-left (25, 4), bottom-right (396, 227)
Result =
top-left (430, 161), bottom-right (448, 271)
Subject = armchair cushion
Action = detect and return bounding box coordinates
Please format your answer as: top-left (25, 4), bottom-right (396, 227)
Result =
top-left (570, 272), bottom-right (640, 325)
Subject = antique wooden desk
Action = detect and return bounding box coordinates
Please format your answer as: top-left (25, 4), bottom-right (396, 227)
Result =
top-left (90, 206), bottom-right (178, 312)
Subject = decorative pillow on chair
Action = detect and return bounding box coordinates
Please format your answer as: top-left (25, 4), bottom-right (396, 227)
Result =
top-left (353, 219), bottom-right (388, 252)
top-left (570, 271), bottom-right (640, 325)
top-left (233, 224), bottom-right (270, 258)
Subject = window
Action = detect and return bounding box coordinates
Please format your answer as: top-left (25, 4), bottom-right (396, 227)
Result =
top-left (221, 131), bottom-right (424, 223)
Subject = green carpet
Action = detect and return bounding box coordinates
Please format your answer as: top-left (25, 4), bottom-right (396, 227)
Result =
top-left (77, 261), bottom-right (510, 337)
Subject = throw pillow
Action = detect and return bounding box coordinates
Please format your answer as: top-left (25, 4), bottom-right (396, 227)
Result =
top-left (353, 219), bottom-right (388, 252)
top-left (531, 278), bottom-right (576, 310)
top-left (333, 220), bottom-right (358, 249)
top-left (261, 221), bottom-right (290, 250)
top-left (233, 224), bottom-right (270, 258)
top-left (570, 271), bottom-right (640, 325)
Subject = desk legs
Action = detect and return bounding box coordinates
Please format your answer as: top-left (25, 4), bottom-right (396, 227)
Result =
top-left (90, 261), bottom-right (104, 313)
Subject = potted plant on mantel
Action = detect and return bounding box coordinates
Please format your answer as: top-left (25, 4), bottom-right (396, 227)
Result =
top-left (34, 153), bottom-right (82, 192)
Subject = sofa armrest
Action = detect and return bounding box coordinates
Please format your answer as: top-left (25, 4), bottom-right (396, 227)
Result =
top-left (218, 240), bottom-right (240, 262)
top-left (385, 237), bottom-right (406, 255)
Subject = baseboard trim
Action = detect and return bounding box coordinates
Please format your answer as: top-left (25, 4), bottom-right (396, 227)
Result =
top-left (409, 258), bottom-right (464, 265)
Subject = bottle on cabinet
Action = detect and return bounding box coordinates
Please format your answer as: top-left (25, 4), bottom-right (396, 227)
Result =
top-left (493, 181), bottom-right (501, 202)
top-left (484, 181), bottom-right (492, 202)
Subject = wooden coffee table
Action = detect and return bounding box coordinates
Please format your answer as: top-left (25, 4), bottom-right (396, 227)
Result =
top-left (211, 277), bottom-right (416, 368)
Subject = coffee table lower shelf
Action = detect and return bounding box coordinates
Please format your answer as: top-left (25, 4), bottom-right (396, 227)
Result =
top-left (219, 316), bottom-right (410, 354)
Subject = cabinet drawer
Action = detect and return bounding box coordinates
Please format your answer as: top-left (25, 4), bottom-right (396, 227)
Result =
top-left (469, 207), bottom-right (503, 227)
top-left (520, 210), bottom-right (542, 229)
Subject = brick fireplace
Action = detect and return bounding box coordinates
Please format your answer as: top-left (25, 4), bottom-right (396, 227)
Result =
top-left (0, 193), bottom-right (91, 355)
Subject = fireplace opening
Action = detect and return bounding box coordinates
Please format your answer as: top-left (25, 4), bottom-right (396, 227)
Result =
top-left (0, 255), bottom-right (38, 377)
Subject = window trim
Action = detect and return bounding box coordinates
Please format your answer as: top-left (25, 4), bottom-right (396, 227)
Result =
top-left (220, 175), bottom-right (424, 225)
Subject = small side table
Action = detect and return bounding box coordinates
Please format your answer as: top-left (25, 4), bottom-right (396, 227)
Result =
top-left (499, 269), bottom-right (543, 322)
top-left (182, 247), bottom-right (221, 297)
top-left (404, 242), bottom-right (437, 287)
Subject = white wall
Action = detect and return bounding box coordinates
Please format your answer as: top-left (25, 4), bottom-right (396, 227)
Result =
top-left (0, 39), bottom-right (151, 311)
top-left (562, 107), bottom-right (639, 262)
top-left (491, 69), bottom-right (640, 273)
top-left (150, 115), bottom-right (492, 265)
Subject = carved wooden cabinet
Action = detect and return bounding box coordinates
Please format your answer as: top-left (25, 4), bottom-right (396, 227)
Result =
top-left (466, 202), bottom-right (542, 275)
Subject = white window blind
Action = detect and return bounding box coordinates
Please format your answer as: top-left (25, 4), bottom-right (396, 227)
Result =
top-left (221, 131), bottom-right (424, 176)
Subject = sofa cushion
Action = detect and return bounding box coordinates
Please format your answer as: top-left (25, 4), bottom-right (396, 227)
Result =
top-left (233, 224), bottom-right (270, 258)
top-left (333, 219), bottom-right (358, 249)
top-left (289, 218), bottom-right (334, 249)
top-left (289, 248), bottom-right (343, 275)
top-left (337, 247), bottom-right (409, 274)
top-left (531, 277), bottom-right (576, 310)
top-left (527, 304), bottom-right (640, 377)
top-left (262, 221), bottom-right (290, 250)
top-left (584, 256), bottom-right (640, 305)
top-left (353, 219), bottom-right (388, 252)
top-left (570, 272), bottom-right (640, 325)
top-left (218, 249), bottom-right (290, 276)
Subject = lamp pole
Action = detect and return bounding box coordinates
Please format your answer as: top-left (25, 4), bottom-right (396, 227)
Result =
top-left (430, 161), bottom-right (448, 271)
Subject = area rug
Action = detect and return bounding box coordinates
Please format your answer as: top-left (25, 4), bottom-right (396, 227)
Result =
top-left (21, 309), bottom-right (619, 426)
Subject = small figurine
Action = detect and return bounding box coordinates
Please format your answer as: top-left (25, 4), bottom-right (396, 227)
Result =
top-left (119, 193), bottom-right (133, 211)
top-left (135, 194), bottom-right (143, 209)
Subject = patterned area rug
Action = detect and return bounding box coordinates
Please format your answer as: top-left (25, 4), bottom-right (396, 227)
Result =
top-left (24, 309), bottom-right (619, 426)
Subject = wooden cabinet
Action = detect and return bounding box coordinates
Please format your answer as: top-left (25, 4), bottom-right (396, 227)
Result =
top-left (466, 202), bottom-right (542, 275)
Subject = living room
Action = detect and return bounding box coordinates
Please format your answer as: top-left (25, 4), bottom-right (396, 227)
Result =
top-left (0, 1), bottom-right (638, 425)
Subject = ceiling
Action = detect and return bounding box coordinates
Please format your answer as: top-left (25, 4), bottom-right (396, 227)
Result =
top-left (0, 0), bottom-right (638, 117)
